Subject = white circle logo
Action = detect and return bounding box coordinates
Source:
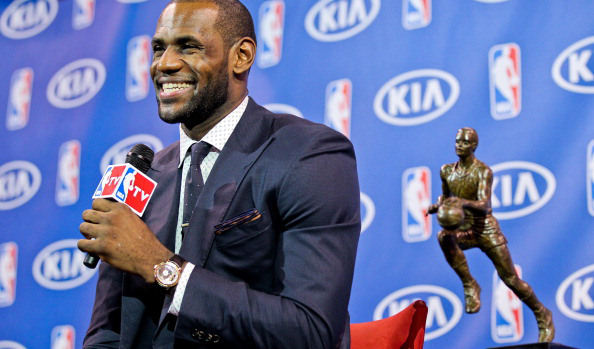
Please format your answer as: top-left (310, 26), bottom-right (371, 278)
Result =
top-left (374, 284), bottom-right (463, 340)
top-left (552, 36), bottom-right (594, 94)
top-left (374, 69), bottom-right (460, 126)
top-left (491, 161), bottom-right (556, 220)
top-left (47, 58), bottom-right (106, 109)
top-left (32, 239), bottom-right (97, 290)
top-left (305, 0), bottom-right (381, 42)
top-left (0, 160), bottom-right (41, 210)
top-left (556, 264), bottom-right (594, 322)
top-left (0, 0), bottom-right (58, 39)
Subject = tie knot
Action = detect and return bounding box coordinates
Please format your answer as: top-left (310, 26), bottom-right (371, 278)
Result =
top-left (190, 141), bottom-right (211, 165)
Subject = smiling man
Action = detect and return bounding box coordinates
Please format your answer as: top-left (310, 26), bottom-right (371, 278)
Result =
top-left (78, 1), bottom-right (360, 348)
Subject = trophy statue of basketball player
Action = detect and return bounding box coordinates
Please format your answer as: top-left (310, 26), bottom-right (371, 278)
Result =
top-left (426, 127), bottom-right (555, 342)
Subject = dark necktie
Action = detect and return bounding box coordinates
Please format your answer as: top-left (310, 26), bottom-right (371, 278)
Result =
top-left (182, 141), bottom-right (211, 237)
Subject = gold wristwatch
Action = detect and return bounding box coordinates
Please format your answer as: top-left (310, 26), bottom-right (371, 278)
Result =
top-left (154, 254), bottom-right (186, 288)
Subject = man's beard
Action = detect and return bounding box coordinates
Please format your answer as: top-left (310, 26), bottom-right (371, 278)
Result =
top-left (157, 66), bottom-right (229, 128)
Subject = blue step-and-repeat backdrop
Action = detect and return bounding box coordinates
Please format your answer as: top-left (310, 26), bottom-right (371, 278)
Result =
top-left (1, 0), bottom-right (593, 348)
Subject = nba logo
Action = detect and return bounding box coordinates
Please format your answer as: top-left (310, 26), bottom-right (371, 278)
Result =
top-left (0, 242), bottom-right (17, 308)
top-left (257, 1), bottom-right (285, 68)
top-left (402, 166), bottom-right (431, 242)
top-left (72, 0), bottom-right (95, 30)
top-left (489, 43), bottom-right (521, 120)
top-left (56, 140), bottom-right (81, 206)
top-left (586, 140), bottom-right (594, 216)
top-left (325, 79), bottom-right (352, 139)
top-left (491, 266), bottom-right (524, 343)
top-left (115, 167), bottom-right (138, 202)
top-left (93, 164), bottom-right (157, 216)
top-left (126, 35), bottom-right (151, 102)
top-left (6, 67), bottom-right (33, 131)
top-left (51, 325), bottom-right (75, 349)
top-left (403, 0), bottom-right (431, 30)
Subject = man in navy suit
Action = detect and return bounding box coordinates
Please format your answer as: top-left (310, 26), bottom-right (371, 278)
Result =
top-left (78, 0), bottom-right (360, 348)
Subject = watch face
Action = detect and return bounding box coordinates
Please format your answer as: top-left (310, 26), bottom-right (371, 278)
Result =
top-left (156, 261), bottom-right (180, 287)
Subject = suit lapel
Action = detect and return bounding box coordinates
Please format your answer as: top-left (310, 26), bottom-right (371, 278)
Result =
top-left (179, 98), bottom-right (275, 267)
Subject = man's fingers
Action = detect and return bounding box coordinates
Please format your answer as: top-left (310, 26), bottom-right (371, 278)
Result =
top-left (82, 209), bottom-right (104, 224)
top-left (92, 198), bottom-right (116, 212)
top-left (77, 237), bottom-right (100, 255)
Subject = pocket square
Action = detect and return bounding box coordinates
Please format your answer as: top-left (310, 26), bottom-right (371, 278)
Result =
top-left (214, 208), bottom-right (261, 235)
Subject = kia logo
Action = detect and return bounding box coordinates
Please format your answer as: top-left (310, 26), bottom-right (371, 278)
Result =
top-left (32, 239), bottom-right (97, 290)
top-left (556, 264), bottom-right (594, 322)
top-left (305, 0), bottom-right (380, 42)
top-left (0, 0), bottom-right (58, 39)
top-left (552, 36), bottom-right (594, 94)
top-left (374, 284), bottom-right (463, 340)
top-left (374, 69), bottom-right (460, 126)
top-left (491, 161), bottom-right (556, 220)
top-left (47, 58), bottom-right (106, 109)
top-left (360, 192), bottom-right (375, 233)
top-left (0, 160), bottom-right (41, 210)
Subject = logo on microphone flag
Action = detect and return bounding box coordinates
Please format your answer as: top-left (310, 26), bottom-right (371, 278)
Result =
top-left (93, 164), bottom-right (157, 216)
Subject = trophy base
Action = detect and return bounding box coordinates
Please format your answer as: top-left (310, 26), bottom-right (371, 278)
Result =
top-left (488, 343), bottom-right (579, 349)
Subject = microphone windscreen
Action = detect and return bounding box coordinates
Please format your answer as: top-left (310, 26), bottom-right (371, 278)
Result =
top-left (125, 144), bottom-right (154, 173)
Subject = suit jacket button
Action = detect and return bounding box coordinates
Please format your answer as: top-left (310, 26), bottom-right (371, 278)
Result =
top-left (191, 329), bottom-right (204, 341)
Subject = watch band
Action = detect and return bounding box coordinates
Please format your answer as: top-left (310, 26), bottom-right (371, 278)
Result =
top-left (169, 254), bottom-right (186, 269)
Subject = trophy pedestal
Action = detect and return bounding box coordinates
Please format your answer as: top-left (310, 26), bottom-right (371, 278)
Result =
top-left (488, 343), bottom-right (579, 349)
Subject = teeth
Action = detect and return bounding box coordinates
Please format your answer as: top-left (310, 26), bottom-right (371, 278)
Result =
top-left (162, 83), bottom-right (192, 92)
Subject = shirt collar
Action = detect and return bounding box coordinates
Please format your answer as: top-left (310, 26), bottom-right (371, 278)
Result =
top-left (178, 96), bottom-right (249, 167)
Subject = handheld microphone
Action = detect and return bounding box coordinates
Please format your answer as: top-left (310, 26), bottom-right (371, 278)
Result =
top-left (83, 144), bottom-right (156, 269)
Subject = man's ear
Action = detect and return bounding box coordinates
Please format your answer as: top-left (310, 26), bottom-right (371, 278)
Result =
top-left (231, 37), bottom-right (256, 75)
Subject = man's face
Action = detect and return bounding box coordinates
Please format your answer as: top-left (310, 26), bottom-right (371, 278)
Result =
top-left (150, 2), bottom-right (230, 127)
top-left (455, 130), bottom-right (477, 157)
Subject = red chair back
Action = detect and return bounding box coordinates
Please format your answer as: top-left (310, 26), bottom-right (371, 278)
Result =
top-left (350, 300), bottom-right (428, 349)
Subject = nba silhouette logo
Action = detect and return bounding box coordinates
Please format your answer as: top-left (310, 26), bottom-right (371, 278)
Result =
top-left (51, 325), bottom-right (75, 349)
top-left (325, 79), bottom-right (352, 138)
top-left (403, 0), bottom-right (431, 30)
top-left (6, 67), bottom-right (33, 131)
top-left (491, 265), bottom-right (524, 343)
top-left (402, 166), bottom-right (431, 242)
top-left (586, 140), bottom-right (594, 216)
top-left (115, 167), bottom-right (138, 202)
top-left (489, 43), bottom-right (521, 120)
top-left (72, 0), bottom-right (95, 30)
top-left (126, 35), bottom-right (151, 102)
top-left (56, 140), bottom-right (81, 206)
top-left (0, 242), bottom-right (17, 308)
top-left (257, 1), bottom-right (285, 68)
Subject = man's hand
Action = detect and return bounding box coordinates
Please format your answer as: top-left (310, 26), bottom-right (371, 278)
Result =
top-left (78, 199), bottom-right (173, 282)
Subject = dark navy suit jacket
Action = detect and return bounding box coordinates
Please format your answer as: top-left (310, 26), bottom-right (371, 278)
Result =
top-left (83, 98), bottom-right (360, 348)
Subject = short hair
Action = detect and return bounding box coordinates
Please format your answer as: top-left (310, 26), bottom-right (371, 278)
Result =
top-left (168, 0), bottom-right (257, 48)
top-left (459, 127), bottom-right (479, 148)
